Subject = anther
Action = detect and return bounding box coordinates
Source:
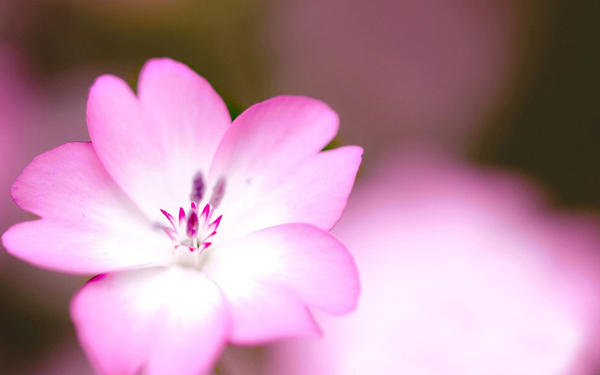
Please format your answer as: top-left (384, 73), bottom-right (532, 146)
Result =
top-left (190, 171), bottom-right (205, 203)
top-left (209, 177), bottom-right (226, 209)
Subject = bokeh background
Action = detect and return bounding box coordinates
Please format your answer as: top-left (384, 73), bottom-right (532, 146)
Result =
top-left (0, 0), bottom-right (599, 373)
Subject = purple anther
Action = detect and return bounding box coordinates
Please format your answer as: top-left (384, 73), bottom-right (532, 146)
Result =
top-left (209, 177), bottom-right (226, 209)
top-left (190, 172), bottom-right (205, 203)
top-left (186, 211), bottom-right (199, 238)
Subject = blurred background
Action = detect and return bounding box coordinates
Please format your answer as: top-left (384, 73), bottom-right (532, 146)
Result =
top-left (0, 0), bottom-right (599, 374)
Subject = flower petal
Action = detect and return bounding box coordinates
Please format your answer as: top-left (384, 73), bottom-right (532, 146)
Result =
top-left (204, 223), bottom-right (359, 344)
top-left (217, 146), bottom-right (362, 239)
top-left (211, 276), bottom-right (322, 345)
top-left (2, 142), bottom-right (171, 274)
top-left (208, 96), bottom-right (358, 236)
top-left (71, 267), bottom-right (230, 375)
top-left (87, 58), bottom-right (231, 221)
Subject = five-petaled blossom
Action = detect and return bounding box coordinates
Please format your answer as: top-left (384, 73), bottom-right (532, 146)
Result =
top-left (2, 58), bottom-right (362, 375)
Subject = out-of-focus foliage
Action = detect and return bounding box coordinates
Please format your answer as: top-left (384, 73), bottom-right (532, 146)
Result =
top-left (477, 1), bottom-right (600, 211)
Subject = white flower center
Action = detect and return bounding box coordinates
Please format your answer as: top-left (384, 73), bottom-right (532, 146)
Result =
top-left (159, 172), bottom-right (226, 268)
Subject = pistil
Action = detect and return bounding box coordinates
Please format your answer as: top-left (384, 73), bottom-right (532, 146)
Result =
top-left (159, 172), bottom-right (226, 263)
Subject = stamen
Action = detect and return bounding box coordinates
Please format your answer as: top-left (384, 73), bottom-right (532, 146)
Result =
top-left (190, 172), bottom-right (205, 203)
top-left (198, 242), bottom-right (211, 253)
top-left (209, 177), bottom-right (226, 209)
top-left (202, 231), bottom-right (217, 242)
top-left (208, 215), bottom-right (222, 233)
top-left (200, 204), bottom-right (210, 223)
top-left (160, 209), bottom-right (176, 230)
top-left (160, 180), bottom-right (227, 262)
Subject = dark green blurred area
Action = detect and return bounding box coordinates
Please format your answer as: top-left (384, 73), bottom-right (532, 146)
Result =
top-left (0, 0), bottom-right (598, 373)
top-left (476, 0), bottom-right (600, 211)
top-left (0, 282), bottom-right (69, 372)
top-left (6, 0), bottom-right (271, 106)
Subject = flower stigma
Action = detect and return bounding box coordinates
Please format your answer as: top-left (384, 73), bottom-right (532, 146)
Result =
top-left (160, 172), bottom-right (225, 268)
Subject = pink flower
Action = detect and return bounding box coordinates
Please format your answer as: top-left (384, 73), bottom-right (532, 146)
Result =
top-left (265, 149), bottom-right (600, 375)
top-left (2, 58), bottom-right (361, 375)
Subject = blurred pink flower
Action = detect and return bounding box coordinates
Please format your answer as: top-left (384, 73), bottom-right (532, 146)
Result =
top-left (0, 46), bottom-right (36, 253)
top-left (271, 0), bottom-right (520, 160)
top-left (266, 149), bottom-right (600, 375)
top-left (2, 58), bottom-right (361, 375)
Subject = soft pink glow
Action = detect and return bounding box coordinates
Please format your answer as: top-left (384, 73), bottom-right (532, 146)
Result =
top-left (2, 58), bottom-right (362, 375)
top-left (0, 48), bottom-right (32, 198)
top-left (0, 55), bottom-right (97, 313)
top-left (266, 148), bottom-right (600, 375)
top-left (0, 46), bottom-right (37, 265)
top-left (271, 0), bottom-right (519, 158)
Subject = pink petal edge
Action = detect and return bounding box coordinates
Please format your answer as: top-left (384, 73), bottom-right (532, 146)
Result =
top-left (208, 95), bottom-right (361, 237)
top-left (2, 142), bottom-right (171, 274)
top-left (204, 223), bottom-right (360, 344)
top-left (71, 267), bottom-right (231, 375)
top-left (87, 58), bottom-right (231, 222)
